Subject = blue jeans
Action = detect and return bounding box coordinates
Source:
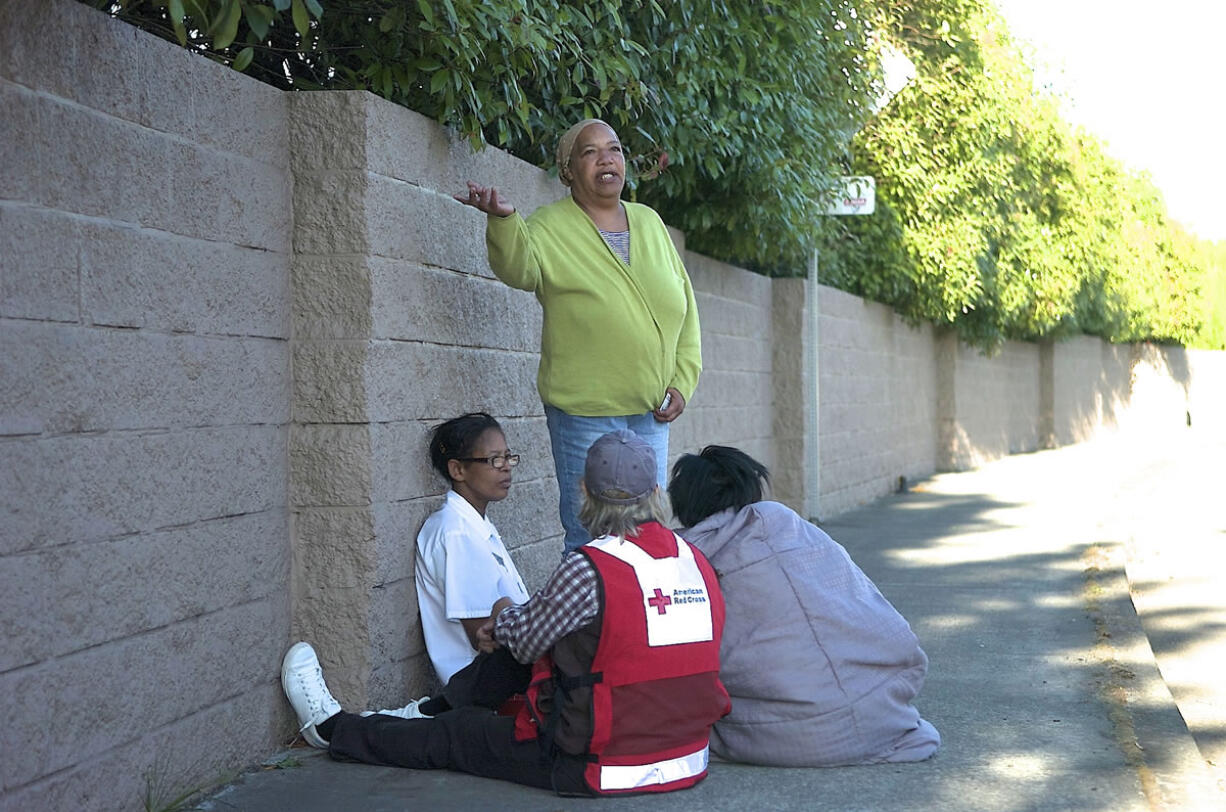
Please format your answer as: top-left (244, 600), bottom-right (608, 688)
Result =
top-left (544, 406), bottom-right (670, 554)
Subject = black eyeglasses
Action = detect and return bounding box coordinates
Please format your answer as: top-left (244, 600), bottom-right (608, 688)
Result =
top-left (455, 453), bottom-right (521, 470)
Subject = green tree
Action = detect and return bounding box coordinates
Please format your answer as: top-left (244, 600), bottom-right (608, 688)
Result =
top-left (821, 0), bottom-right (1206, 350)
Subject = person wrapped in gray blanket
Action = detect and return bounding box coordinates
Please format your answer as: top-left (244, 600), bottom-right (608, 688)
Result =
top-left (668, 445), bottom-right (940, 767)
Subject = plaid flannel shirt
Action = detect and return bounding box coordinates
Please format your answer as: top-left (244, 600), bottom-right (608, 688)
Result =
top-left (493, 552), bottom-right (600, 664)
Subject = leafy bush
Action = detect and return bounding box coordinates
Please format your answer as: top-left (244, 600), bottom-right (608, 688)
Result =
top-left (820, 0), bottom-right (1207, 350)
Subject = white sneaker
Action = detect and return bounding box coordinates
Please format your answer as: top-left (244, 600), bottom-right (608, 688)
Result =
top-left (281, 642), bottom-right (342, 748)
top-left (361, 697), bottom-right (432, 719)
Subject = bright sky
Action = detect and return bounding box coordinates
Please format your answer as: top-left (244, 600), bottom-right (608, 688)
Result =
top-left (992, 0), bottom-right (1226, 242)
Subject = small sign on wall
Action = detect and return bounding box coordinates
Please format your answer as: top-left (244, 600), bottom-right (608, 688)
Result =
top-left (823, 176), bottom-right (876, 216)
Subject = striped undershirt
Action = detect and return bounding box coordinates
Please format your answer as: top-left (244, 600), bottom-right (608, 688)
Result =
top-left (599, 228), bottom-right (631, 265)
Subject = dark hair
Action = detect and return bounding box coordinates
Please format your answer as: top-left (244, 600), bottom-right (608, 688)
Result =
top-left (668, 445), bottom-right (769, 528)
top-left (429, 412), bottom-right (502, 483)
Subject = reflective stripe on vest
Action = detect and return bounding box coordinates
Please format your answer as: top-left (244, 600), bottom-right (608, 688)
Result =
top-left (597, 744), bottom-right (710, 792)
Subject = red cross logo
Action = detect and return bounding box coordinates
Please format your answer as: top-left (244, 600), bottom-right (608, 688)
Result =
top-left (648, 588), bottom-right (672, 615)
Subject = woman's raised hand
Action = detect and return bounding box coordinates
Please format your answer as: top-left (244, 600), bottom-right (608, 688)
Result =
top-left (454, 181), bottom-right (514, 217)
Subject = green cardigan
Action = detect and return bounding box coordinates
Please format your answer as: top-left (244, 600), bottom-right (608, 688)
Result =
top-left (486, 196), bottom-right (701, 416)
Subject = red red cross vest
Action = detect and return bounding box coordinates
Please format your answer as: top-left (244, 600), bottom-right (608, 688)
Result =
top-left (514, 521), bottom-right (729, 795)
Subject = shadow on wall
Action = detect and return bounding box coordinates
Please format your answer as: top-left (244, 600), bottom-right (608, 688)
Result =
top-left (1055, 342), bottom-right (1193, 448)
top-left (1112, 344), bottom-right (1194, 435)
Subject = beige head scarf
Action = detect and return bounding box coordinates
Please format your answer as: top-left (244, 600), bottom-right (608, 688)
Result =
top-left (556, 118), bottom-right (612, 187)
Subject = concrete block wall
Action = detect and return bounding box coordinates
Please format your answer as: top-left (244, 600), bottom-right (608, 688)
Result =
top-left (671, 251), bottom-right (779, 486)
top-left (1046, 334), bottom-right (1132, 446)
top-left (817, 286), bottom-right (938, 518)
top-left (1, 2), bottom-right (292, 810)
top-left (938, 332), bottom-right (1042, 471)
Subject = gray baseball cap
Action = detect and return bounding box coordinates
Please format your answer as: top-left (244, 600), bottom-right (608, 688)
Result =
top-left (584, 429), bottom-right (657, 505)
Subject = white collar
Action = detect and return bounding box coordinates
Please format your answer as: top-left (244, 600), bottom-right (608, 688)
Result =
top-left (444, 489), bottom-right (498, 539)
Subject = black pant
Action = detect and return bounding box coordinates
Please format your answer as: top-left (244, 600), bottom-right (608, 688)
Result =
top-left (327, 709), bottom-right (590, 795)
top-left (327, 649), bottom-right (589, 795)
top-left (442, 647), bottom-right (531, 710)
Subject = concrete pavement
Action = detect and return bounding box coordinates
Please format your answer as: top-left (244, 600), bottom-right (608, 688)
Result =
top-left (1112, 427), bottom-right (1226, 796)
top-left (194, 429), bottom-right (1225, 811)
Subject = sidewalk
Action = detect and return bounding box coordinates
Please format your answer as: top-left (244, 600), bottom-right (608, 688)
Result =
top-left (194, 430), bottom-right (1225, 812)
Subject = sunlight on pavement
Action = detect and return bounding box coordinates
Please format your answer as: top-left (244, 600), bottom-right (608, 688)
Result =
top-left (987, 752), bottom-right (1050, 779)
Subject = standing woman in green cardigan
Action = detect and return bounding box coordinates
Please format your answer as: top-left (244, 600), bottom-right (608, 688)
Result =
top-left (454, 119), bottom-right (701, 554)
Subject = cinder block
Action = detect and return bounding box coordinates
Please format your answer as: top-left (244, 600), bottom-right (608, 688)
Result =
top-left (0, 510), bottom-right (288, 672)
top-left (293, 254), bottom-right (373, 341)
top-left (816, 284), bottom-right (860, 319)
top-left (0, 203), bottom-right (80, 322)
top-left (3, 597), bottom-right (286, 790)
top-left (0, 82), bottom-right (42, 204)
top-left (292, 170), bottom-right (369, 255)
top-left (35, 96), bottom-right (171, 227)
top-left (363, 95), bottom-right (450, 184)
top-left (368, 577), bottom-right (421, 665)
top-left (165, 139), bottom-right (291, 251)
top-left (687, 252), bottom-right (767, 302)
top-left (372, 496), bottom-right (439, 584)
top-left (292, 340), bottom-right (370, 424)
top-left (2, 2), bottom-right (136, 116)
top-left (695, 293), bottom-right (768, 339)
top-left (0, 322), bottom-right (289, 434)
top-left (369, 259), bottom-right (540, 351)
top-left (367, 649), bottom-right (435, 713)
top-left (74, 11), bottom-right (151, 127)
top-left (293, 507), bottom-right (376, 597)
top-left (724, 270), bottom-right (772, 307)
top-left (364, 342), bottom-right (541, 423)
top-left (1, 684), bottom-right (283, 812)
top-left (494, 414), bottom-right (554, 483)
top-left (363, 93), bottom-right (563, 209)
top-left (385, 101), bottom-right (564, 214)
top-left (186, 60), bottom-right (288, 166)
top-left (365, 176), bottom-right (491, 275)
top-left (131, 34), bottom-right (201, 139)
top-left (682, 252), bottom-right (725, 294)
top-left (291, 512), bottom-right (375, 705)
top-left (369, 420), bottom-right (438, 504)
top-left (0, 426), bottom-right (286, 554)
top-left (508, 533), bottom-right (568, 594)
top-left (704, 332), bottom-right (768, 373)
top-left (289, 92), bottom-right (369, 173)
top-left (487, 475), bottom-right (563, 556)
top-left (290, 423), bottom-right (374, 507)
top-left (81, 219), bottom-right (290, 337)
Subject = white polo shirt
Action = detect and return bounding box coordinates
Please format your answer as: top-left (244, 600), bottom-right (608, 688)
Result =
top-left (415, 490), bottom-right (530, 682)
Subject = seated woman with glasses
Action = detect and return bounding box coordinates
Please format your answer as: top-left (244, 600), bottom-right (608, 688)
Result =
top-left (301, 412), bottom-right (533, 726)
top-left (668, 445), bottom-right (940, 767)
top-left (415, 413), bottom-right (528, 688)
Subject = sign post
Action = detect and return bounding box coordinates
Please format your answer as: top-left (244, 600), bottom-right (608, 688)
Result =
top-left (806, 176), bottom-right (877, 522)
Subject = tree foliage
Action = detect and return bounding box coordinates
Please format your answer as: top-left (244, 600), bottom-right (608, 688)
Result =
top-left (85, 0), bottom-right (1218, 349)
top-left (820, 0), bottom-right (1209, 350)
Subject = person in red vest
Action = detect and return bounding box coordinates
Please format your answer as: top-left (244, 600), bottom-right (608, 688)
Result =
top-left (281, 429), bottom-right (730, 796)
